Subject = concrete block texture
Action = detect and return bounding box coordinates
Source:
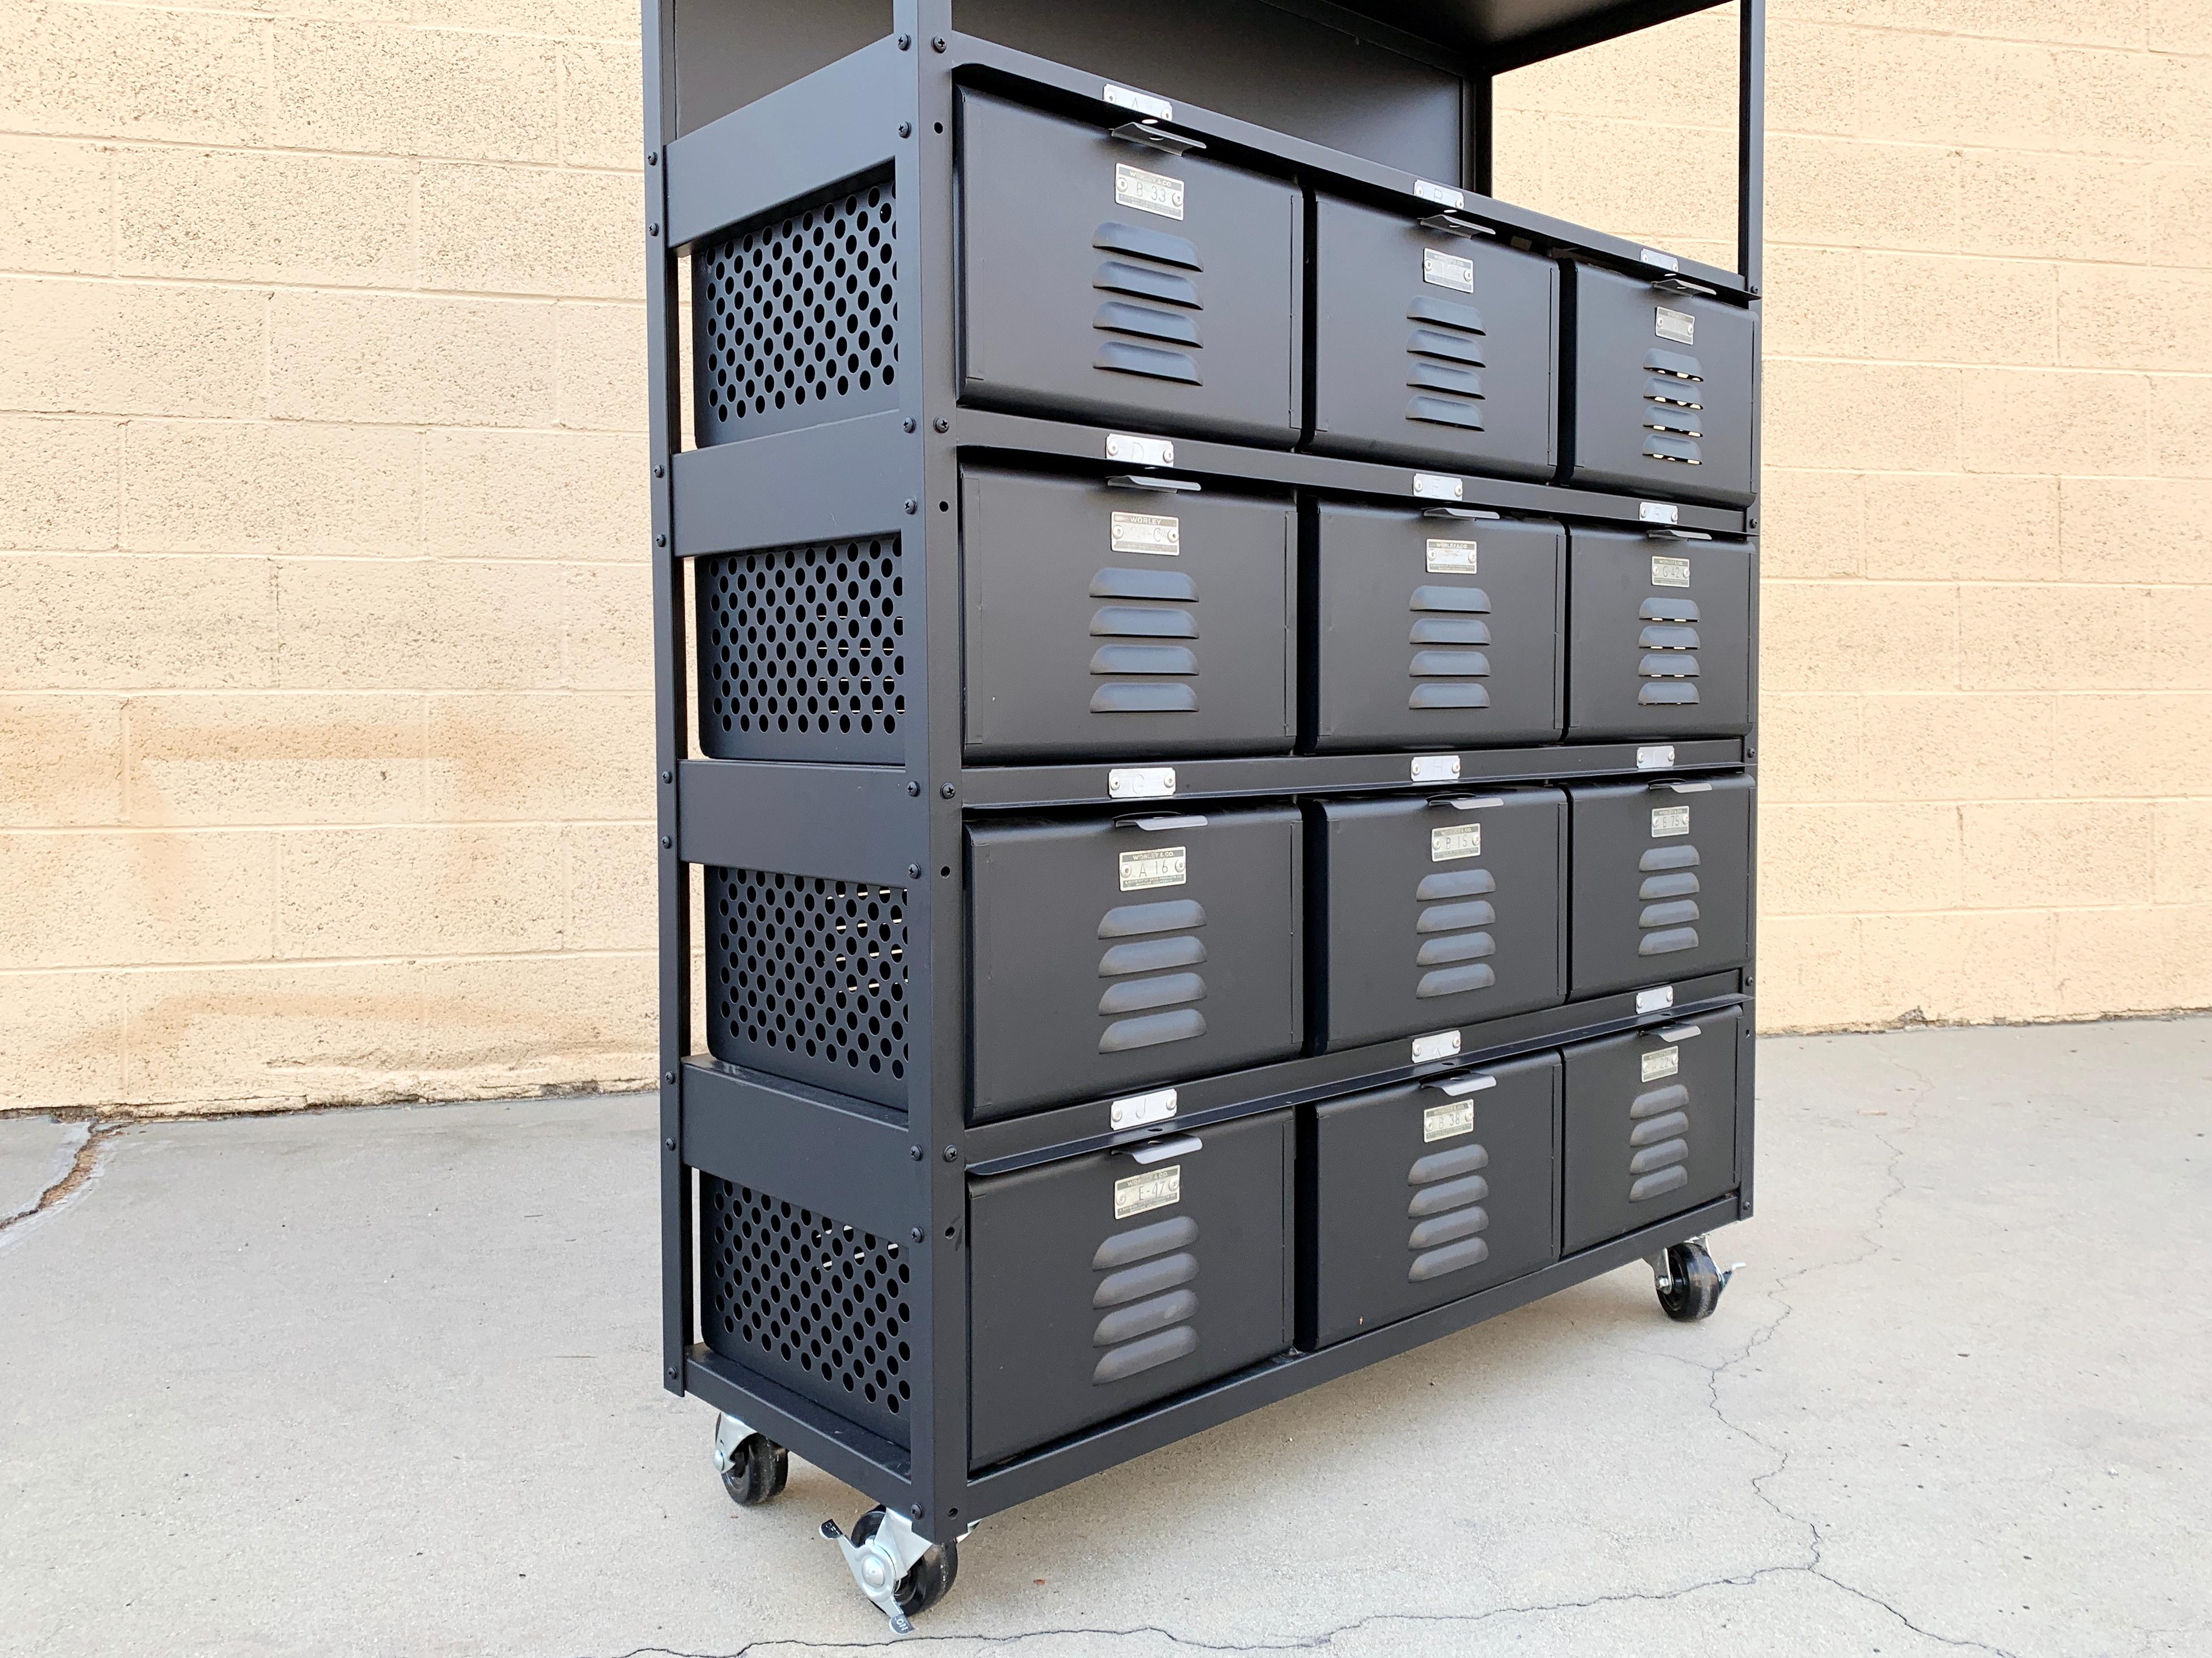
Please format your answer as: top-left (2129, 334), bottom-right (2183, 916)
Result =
top-left (2, 5), bottom-right (2211, 1117)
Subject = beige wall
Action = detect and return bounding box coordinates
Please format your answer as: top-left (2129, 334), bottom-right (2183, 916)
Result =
top-left (2, 1), bottom-right (2208, 1115)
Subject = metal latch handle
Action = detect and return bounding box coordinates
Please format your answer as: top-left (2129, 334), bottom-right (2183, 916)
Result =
top-left (1128, 1136), bottom-right (1201, 1164)
top-left (1113, 813), bottom-right (1207, 831)
top-left (1111, 120), bottom-right (1205, 155)
top-left (1423, 505), bottom-right (1498, 520)
top-left (1105, 473), bottom-right (1202, 493)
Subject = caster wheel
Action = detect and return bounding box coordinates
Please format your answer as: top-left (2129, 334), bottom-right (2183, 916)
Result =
top-left (849, 1506), bottom-right (959, 1619)
top-left (719, 1432), bottom-right (789, 1507)
top-left (1656, 1239), bottom-right (1725, 1322)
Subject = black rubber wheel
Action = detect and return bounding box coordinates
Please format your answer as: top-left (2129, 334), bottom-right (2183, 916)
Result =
top-left (1657, 1240), bottom-right (1725, 1322)
top-left (848, 1506), bottom-right (960, 1618)
top-left (720, 1433), bottom-right (789, 1507)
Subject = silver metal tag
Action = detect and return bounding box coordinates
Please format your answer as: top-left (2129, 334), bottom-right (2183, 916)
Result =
top-left (1641, 247), bottom-right (1680, 272)
top-left (1425, 538), bottom-right (1478, 574)
top-left (1423, 1099), bottom-right (1475, 1142)
top-left (1110, 1087), bottom-right (1178, 1130)
top-left (1411, 1029), bottom-right (1462, 1064)
top-left (1638, 500), bottom-right (1679, 526)
top-left (1111, 511), bottom-right (1180, 556)
top-left (1107, 765), bottom-right (1175, 800)
top-left (1423, 248), bottom-right (1475, 292)
top-left (1409, 754), bottom-right (1460, 783)
top-left (1105, 432), bottom-right (1174, 467)
top-left (1413, 178), bottom-right (1466, 209)
top-left (1637, 744), bottom-right (1676, 770)
top-left (1114, 1164), bottom-right (1181, 1219)
top-left (1103, 83), bottom-right (1172, 120)
top-left (1655, 304), bottom-right (1696, 344)
top-left (1115, 161), bottom-right (1184, 220)
top-left (1118, 847), bottom-right (1186, 891)
top-left (1411, 473), bottom-right (1464, 502)
top-left (1651, 554), bottom-right (1692, 588)
top-left (1430, 823), bottom-right (1481, 862)
top-left (1651, 805), bottom-right (1691, 838)
top-left (1641, 1046), bottom-right (1681, 1082)
top-left (1636, 985), bottom-right (1675, 1014)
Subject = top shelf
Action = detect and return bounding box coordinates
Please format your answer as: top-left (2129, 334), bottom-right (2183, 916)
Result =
top-left (1326, 0), bottom-right (1731, 71)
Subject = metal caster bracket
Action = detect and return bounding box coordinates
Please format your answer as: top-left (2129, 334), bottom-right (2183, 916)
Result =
top-left (820, 1511), bottom-right (973, 1635)
top-left (711, 1411), bottom-right (758, 1476)
top-left (1650, 1235), bottom-right (1744, 1294)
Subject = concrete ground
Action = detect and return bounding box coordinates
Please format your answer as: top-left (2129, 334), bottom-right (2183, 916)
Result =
top-left (2, 1021), bottom-right (2207, 1658)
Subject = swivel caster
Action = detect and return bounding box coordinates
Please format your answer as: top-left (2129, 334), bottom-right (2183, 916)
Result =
top-left (1651, 1236), bottom-right (1739, 1322)
top-left (712, 1413), bottom-right (788, 1507)
top-left (822, 1504), bottom-right (965, 1634)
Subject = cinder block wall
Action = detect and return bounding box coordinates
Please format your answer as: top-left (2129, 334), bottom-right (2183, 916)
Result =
top-left (1, 1), bottom-right (2206, 1113)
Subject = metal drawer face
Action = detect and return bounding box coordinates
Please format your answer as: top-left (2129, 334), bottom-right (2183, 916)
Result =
top-left (969, 1109), bottom-right (1293, 1468)
top-left (1562, 1006), bottom-right (1742, 1252)
top-left (956, 90), bottom-right (1302, 447)
top-left (1301, 1051), bottom-right (1560, 1349)
top-left (1566, 264), bottom-right (1757, 505)
top-left (1316, 788), bottom-right (1566, 1049)
top-left (967, 807), bottom-right (1303, 1121)
top-left (1308, 503), bottom-right (1564, 751)
top-left (1567, 774), bottom-right (1753, 999)
top-left (961, 466), bottom-right (1295, 762)
top-left (1309, 194), bottom-right (1559, 478)
top-left (1565, 528), bottom-right (1753, 739)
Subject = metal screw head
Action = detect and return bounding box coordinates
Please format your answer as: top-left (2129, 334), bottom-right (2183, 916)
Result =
top-left (902, 417), bottom-right (915, 432)
top-left (903, 498), bottom-right (918, 514)
top-left (898, 121), bottom-right (911, 137)
top-left (909, 1145), bottom-right (924, 1161)
top-left (940, 784), bottom-right (956, 798)
top-left (666, 1365), bottom-right (677, 1380)
top-left (907, 863), bottom-right (922, 878)
top-left (906, 780), bottom-right (921, 796)
top-left (910, 1503), bottom-right (925, 1519)
top-left (664, 1136), bottom-right (676, 1150)
top-left (648, 222), bottom-right (660, 236)
top-left (910, 1227), bottom-right (923, 1242)
top-left (647, 150), bottom-right (657, 165)
top-left (652, 463), bottom-right (664, 477)
top-left (664, 1070), bottom-right (675, 1084)
top-left (654, 533), bottom-right (666, 547)
top-left (661, 770), bottom-right (672, 784)
top-left (933, 417), bottom-right (949, 432)
top-left (931, 36), bottom-right (945, 50)
top-left (897, 32), bottom-right (910, 47)
top-left (661, 835), bottom-right (673, 848)
top-left (942, 1145), bottom-right (958, 1162)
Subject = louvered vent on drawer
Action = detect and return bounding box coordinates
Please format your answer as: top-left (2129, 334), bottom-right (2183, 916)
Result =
top-left (1406, 1120), bottom-right (1491, 1282)
top-left (1637, 839), bottom-right (1702, 958)
top-left (1411, 859), bottom-right (1497, 1000)
top-left (1636, 589), bottom-right (1701, 707)
top-left (1641, 337), bottom-right (1705, 470)
top-left (1624, 1026), bottom-right (1704, 1208)
top-left (1095, 893), bottom-right (1209, 1054)
top-left (1408, 582), bottom-right (1492, 710)
top-left (1089, 1212), bottom-right (1201, 1384)
top-left (1405, 294), bottom-right (1487, 431)
top-left (1089, 562), bottom-right (1200, 713)
top-left (1093, 219), bottom-right (1204, 385)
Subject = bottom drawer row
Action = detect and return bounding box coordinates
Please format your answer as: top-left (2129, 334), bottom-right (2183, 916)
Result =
top-left (967, 1005), bottom-right (1744, 1468)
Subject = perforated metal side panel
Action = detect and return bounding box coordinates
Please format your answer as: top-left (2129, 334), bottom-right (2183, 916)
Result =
top-left (695, 536), bottom-right (906, 763)
top-left (693, 167), bottom-right (898, 446)
top-left (700, 1175), bottom-right (914, 1448)
top-left (704, 868), bottom-right (910, 1109)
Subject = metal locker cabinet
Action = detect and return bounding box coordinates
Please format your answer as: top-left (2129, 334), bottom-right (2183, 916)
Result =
top-left (967, 807), bottom-right (1303, 1122)
top-left (1568, 773), bottom-right (1754, 999)
top-left (956, 90), bottom-right (1302, 447)
top-left (1565, 263), bottom-right (1757, 505)
top-left (1308, 504), bottom-right (1564, 751)
top-left (968, 1108), bottom-right (1293, 1468)
top-left (1563, 1007), bottom-right (1743, 1252)
top-left (1565, 527), bottom-right (1754, 739)
top-left (1315, 788), bottom-right (1566, 1049)
top-left (1308, 193), bottom-right (1559, 478)
top-left (961, 465), bottom-right (1295, 761)
top-left (1300, 1051), bottom-right (1560, 1349)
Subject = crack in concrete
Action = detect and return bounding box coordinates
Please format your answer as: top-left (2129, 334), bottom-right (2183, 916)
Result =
top-left (0, 1121), bottom-right (122, 1243)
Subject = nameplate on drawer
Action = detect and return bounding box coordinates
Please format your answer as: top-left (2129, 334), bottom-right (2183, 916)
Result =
top-left (1651, 554), bottom-right (1692, 588)
top-left (1110, 1087), bottom-right (1178, 1130)
top-left (1642, 1045), bottom-right (1681, 1082)
top-left (1636, 985), bottom-right (1675, 1014)
top-left (1430, 823), bottom-right (1482, 862)
top-left (1114, 1164), bottom-right (1181, 1219)
top-left (1105, 432), bottom-right (1175, 468)
top-left (1111, 511), bottom-right (1181, 556)
top-left (1411, 1029), bottom-right (1462, 1064)
top-left (1651, 805), bottom-right (1691, 837)
top-left (1423, 248), bottom-right (1475, 293)
top-left (1638, 500), bottom-right (1680, 526)
top-left (1637, 745), bottom-right (1676, 771)
top-left (1409, 754), bottom-right (1460, 783)
top-left (1411, 472), bottom-right (1464, 502)
top-left (1118, 847), bottom-right (1186, 891)
top-left (1425, 538), bottom-right (1478, 574)
top-left (1655, 304), bottom-right (1696, 344)
top-left (1115, 162), bottom-right (1185, 221)
top-left (1103, 83), bottom-right (1173, 121)
top-left (1109, 765), bottom-right (1176, 800)
top-left (1423, 1098), bottom-right (1475, 1142)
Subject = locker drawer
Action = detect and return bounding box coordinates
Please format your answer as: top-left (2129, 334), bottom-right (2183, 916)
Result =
top-left (1315, 788), bottom-right (1565, 1049)
top-left (1308, 193), bottom-right (1559, 478)
top-left (1300, 1051), bottom-right (1560, 1349)
top-left (1566, 264), bottom-right (1757, 505)
top-left (969, 1109), bottom-right (1293, 1468)
top-left (1308, 504), bottom-right (1564, 751)
top-left (967, 807), bottom-right (1302, 1121)
top-left (1568, 774), bottom-right (1753, 999)
top-left (962, 465), bottom-right (1295, 762)
top-left (957, 90), bottom-right (1301, 447)
top-left (1565, 528), bottom-right (1754, 740)
top-left (1563, 1006), bottom-right (1742, 1252)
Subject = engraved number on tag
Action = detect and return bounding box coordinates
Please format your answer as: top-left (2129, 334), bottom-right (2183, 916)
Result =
top-left (1423, 248), bottom-right (1475, 293)
top-left (1651, 554), bottom-right (1692, 588)
top-left (1430, 823), bottom-right (1482, 862)
top-left (1425, 538), bottom-right (1478, 574)
top-left (1651, 805), bottom-right (1691, 838)
top-left (1115, 161), bottom-right (1185, 220)
top-left (1423, 1099), bottom-right (1475, 1143)
top-left (1118, 846), bottom-right (1186, 892)
top-left (1114, 1164), bottom-right (1182, 1219)
top-left (1111, 511), bottom-right (1180, 556)
top-left (1641, 1046), bottom-right (1681, 1082)
top-left (1655, 305), bottom-right (1696, 344)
